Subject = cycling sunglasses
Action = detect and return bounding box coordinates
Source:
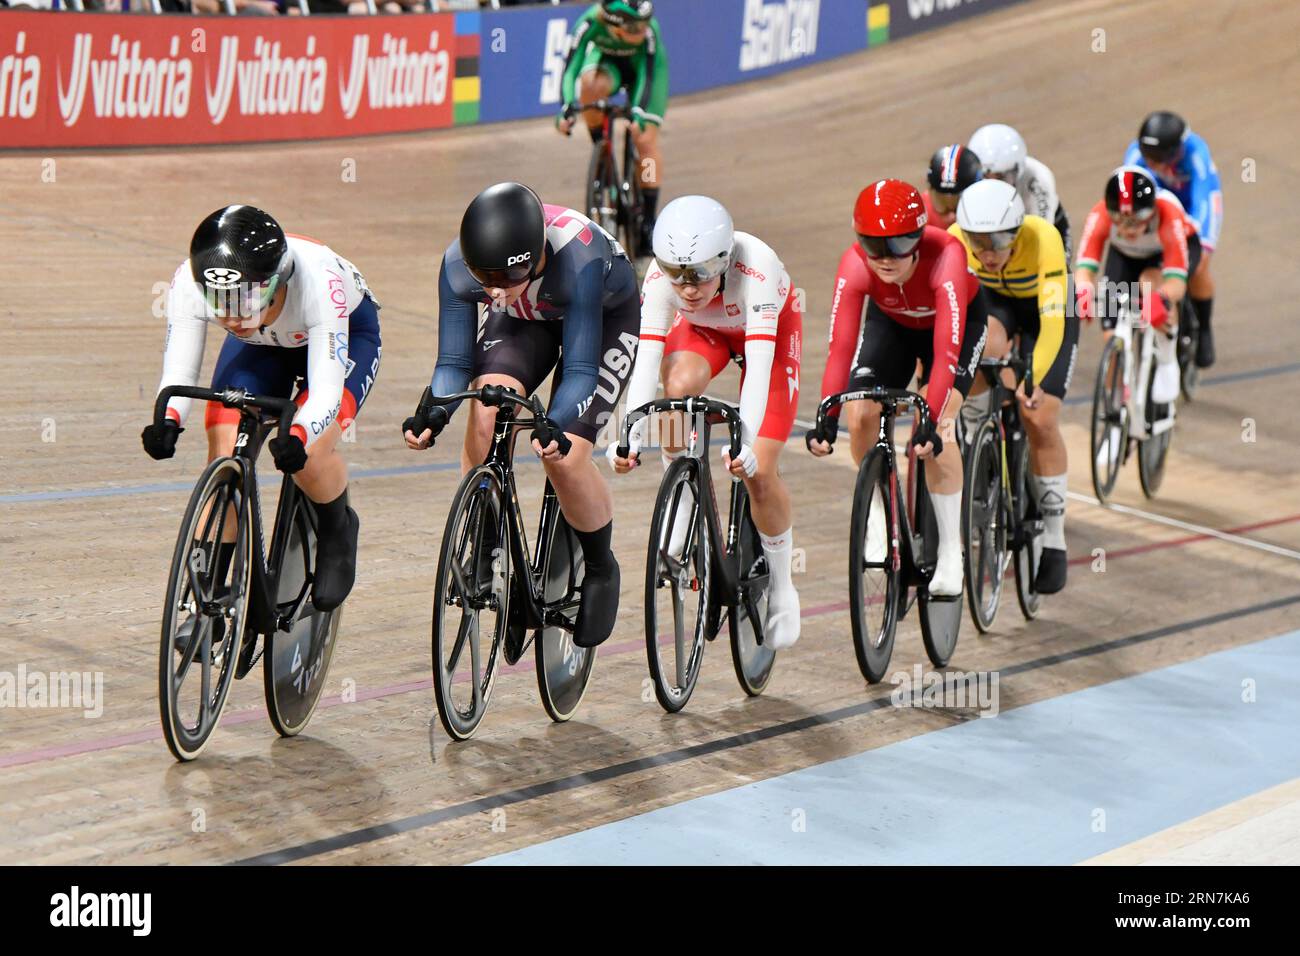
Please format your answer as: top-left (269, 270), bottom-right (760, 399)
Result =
top-left (857, 229), bottom-right (924, 260)
top-left (468, 263), bottom-right (534, 289)
top-left (203, 275), bottom-right (281, 320)
top-left (658, 257), bottom-right (729, 286)
top-left (963, 228), bottom-right (1020, 253)
top-left (929, 190), bottom-right (961, 215)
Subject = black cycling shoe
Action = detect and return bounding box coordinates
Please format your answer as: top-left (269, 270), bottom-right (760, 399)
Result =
top-left (573, 557), bottom-right (620, 649)
top-left (312, 507), bottom-right (359, 612)
top-left (1034, 547), bottom-right (1068, 595)
top-left (1195, 326), bottom-right (1215, 368)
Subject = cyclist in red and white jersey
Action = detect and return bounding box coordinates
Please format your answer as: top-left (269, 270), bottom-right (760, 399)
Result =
top-left (808, 180), bottom-right (988, 598)
top-left (1074, 165), bottom-right (1200, 404)
top-left (609, 196), bottom-right (804, 648)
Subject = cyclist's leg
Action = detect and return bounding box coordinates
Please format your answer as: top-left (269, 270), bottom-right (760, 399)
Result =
top-left (916, 295), bottom-right (987, 596)
top-left (843, 302), bottom-right (913, 466)
top-left (660, 316), bottom-right (731, 454)
top-left (290, 296), bottom-right (383, 611)
top-left (464, 309), bottom-right (555, 472)
top-left (742, 300), bottom-right (801, 648)
top-left (577, 54), bottom-right (618, 142)
top-left (1188, 191), bottom-right (1219, 366)
top-left (547, 286), bottom-right (640, 647)
top-left (1019, 295), bottom-right (1078, 594)
top-left (1138, 262), bottom-right (1181, 403)
top-left (962, 291), bottom-right (1014, 431)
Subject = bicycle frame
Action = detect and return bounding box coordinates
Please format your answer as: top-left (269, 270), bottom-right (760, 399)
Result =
top-left (1111, 300), bottom-right (1173, 442)
top-left (619, 397), bottom-right (750, 607)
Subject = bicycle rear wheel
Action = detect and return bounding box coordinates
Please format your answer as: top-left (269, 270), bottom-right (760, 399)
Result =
top-left (1012, 441), bottom-right (1042, 620)
top-left (159, 457), bottom-right (252, 762)
top-left (849, 447), bottom-right (902, 683)
top-left (645, 456), bottom-right (710, 712)
top-left (263, 496), bottom-right (342, 738)
top-left (535, 509), bottom-right (596, 722)
top-left (1138, 362), bottom-right (1173, 499)
top-left (917, 485), bottom-right (962, 669)
top-left (730, 490), bottom-right (776, 697)
top-left (1090, 335), bottom-right (1128, 503)
top-left (432, 466), bottom-right (510, 741)
top-left (586, 143), bottom-right (620, 243)
top-left (962, 417), bottom-right (1006, 633)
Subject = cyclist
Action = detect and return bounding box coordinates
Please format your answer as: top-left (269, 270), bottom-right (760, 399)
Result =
top-left (1073, 166), bottom-right (1200, 411)
top-left (968, 123), bottom-right (1071, 253)
top-left (1123, 110), bottom-right (1222, 367)
top-left (556, 1), bottom-right (667, 252)
top-left (608, 196), bottom-right (804, 649)
top-left (923, 143), bottom-right (983, 229)
top-left (402, 182), bottom-right (639, 650)
top-left (951, 179), bottom-right (1078, 594)
top-left (808, 179), bottom-right (989, 599)
top-left (142, 205), bottom-right (382, 614)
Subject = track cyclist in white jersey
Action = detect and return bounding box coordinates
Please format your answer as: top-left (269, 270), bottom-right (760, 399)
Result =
top-left (608, 196), bottom-right (805, 649)
top-left (143, 205), bottom-right (382, 613)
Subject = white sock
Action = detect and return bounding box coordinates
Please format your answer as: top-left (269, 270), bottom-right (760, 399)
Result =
top-left (931, 491), bottom-right (963, 563)
top-left (1031, 472), bottom-right (1068, 550)
top-left (760, 528), bottom-right (794, 595)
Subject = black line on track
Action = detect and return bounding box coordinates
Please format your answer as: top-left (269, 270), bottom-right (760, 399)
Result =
top-left (231, 590), bottom-right (1300, 866)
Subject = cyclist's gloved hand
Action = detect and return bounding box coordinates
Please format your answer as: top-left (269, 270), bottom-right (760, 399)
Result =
top-left (532, 417), bottom-right (572, 458)
top-left (911, 418), bottom-right (944, 458)
top-left (606, 438), bottom-right (640, 473)
top-left (1145, 291), bottom-right (1172, 330)
top-left (630, 106), bottom-right (650, 132)
top-left (805, 418), bottom-right (838, 455)
top-left (141, 420), bottom-right (182, 461)
top-left (403, 394), bottom-right (448, 449)
top-left (269, 433), bottom-right (308, 474)
top-left (722, 443), bottom-right (758, 478)
top-left (556, 102), bottom-right (578, 134)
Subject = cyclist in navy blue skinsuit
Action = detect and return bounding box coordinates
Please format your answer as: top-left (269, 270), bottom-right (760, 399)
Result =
top-left (1123, 111), bottom-right (1223, 368)
top-left (403, 182), bottom-right (639, 649)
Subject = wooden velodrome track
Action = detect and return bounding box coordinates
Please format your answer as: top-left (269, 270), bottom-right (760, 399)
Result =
top-left (3, 0), bottom-right (1298, 865)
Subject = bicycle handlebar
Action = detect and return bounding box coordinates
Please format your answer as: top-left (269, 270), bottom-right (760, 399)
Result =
top-left (616, 396), bottom-right (743, 462)
top-left (154, 385), bottom-right (297, 439)
top-left (425, 385), bottom-right (572, 456)
top-left (812, 387), bottom-right (934, 446)
top-left (977, 354), bottom-right (1035, 399)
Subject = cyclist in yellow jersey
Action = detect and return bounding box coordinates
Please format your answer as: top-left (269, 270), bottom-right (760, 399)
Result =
top-left (950, 179), bottom-right (1079, 594)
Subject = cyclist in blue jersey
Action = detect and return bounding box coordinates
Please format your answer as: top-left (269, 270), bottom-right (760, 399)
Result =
top-left (1123, 111), bottom-right (1222, 367)
top-left (402, 183), bottom-right (640, 649)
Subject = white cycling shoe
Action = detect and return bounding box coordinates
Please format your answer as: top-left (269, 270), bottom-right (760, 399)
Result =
top-left (928, 546), bottom-right (964, 599)
top-left (764, 586), bottom-right (802, 650)
top-left (1152, 357), bottom-right (1181, 404)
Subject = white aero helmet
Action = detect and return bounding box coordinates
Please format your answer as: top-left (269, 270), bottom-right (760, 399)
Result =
top-left (956, 179), bottom-right (1025, 252)
top-left (968, 123), bottom-right (1027, 185)
top-left (652, 195), bottom-right (735, 285)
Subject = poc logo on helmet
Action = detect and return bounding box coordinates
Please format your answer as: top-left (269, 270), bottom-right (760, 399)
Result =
top-left (203, 267), bottom-right (242, 288)
top-left (506, 252), bottom-right (532, 267)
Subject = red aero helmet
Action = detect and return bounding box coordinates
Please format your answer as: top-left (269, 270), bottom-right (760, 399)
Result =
top-left (854, 179), bottom-right (929, 237)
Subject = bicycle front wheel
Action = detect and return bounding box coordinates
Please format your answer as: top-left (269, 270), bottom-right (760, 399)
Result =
top-left (849, 447), bottom-right (902, 683)
top-left (263, 495), bottom-right (342, 738)
top-left (1138, 361), bottom-right (1174, 499)
top-left (1012, 442), bottom-right (1042, 620)
top-left (158, 457), bottom-right (252, 762)
top-left (535, 510), bottom-right (596, 722)
top-left (1090, 335), bottom-right (1128, 503)
top-left (432, 466), bottom-right (510, 741)
top-left (962, 417), bottom-right (1006, 633)
top-left (645, 456), bottom-right (711, 713)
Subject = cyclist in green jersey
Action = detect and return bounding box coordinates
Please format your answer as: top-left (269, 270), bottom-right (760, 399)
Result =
top-left (556, 1), bottom-right (668, 252)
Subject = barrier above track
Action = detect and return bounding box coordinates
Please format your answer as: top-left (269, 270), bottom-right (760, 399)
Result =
top-left (0, 1), bottom-right (1025, 149)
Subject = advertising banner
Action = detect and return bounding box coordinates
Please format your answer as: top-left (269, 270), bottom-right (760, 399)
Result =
top-left (0, 10), bottom-right (474, 148)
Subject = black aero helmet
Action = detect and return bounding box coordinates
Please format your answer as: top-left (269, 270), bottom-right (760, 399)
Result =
top-left (927, 144), bottom-right (983, 194)
top-left (601, 1), bottom-right (653, 27)
top-left (1137, 110), bottom-right (1187, 164)
top-left (1105, 166), bottom-right (1158, 219)
top-left (459, 182), bottom-right (546, 288)
top-left (189, 205), bottom-right (292, 317)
